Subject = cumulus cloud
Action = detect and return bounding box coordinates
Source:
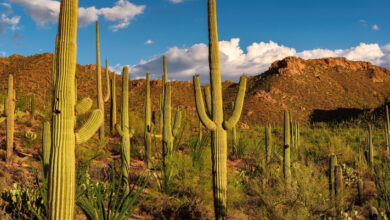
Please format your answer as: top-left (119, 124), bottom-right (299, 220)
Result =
top-left (169, 0), bottom-right (183, 3)
top-left (0, 13), bottom-right (20, 33)
top-left (144, 40), bottom-right (153, 45)
top-left (8, 0), bottom-right (145, 30)
top-left (372, 24), bottom-right (379, 31)
top-left (128, 38), bottom-right (390, 82)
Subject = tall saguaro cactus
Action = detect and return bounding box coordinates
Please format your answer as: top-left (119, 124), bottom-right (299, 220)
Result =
top-left (162, 82), bottom-right (182, 169)
top-left (6, 74), bottom-right (15, 163)
top-left (116, 66), bottom-right (134, 191)
top-left (95, 21), bottom-right (111, 141)
top-left (192, 0), bottom-right (247, 218)
top-left (283, 110), bottom-right (291, 183)
top-left (110, 75), bottom-right (117, 134)
top-left (160, 55), bottom-right (168, 133)
top-left (145, 72), bottom-right (161, 167)
top-left (48, 1), bottom-right (103, 218)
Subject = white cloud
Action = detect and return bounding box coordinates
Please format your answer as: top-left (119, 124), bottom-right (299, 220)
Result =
top-left (372, 24), bottom-right (379, 31)
top-left (145, 39), bottom-right (153, 45)
top-left (1, 3), bottom-right (11, 8)
top-left (0, 13), bottom-right (20, 33)
top-left (129, 39), bottom-right (390, 82)
top-left (8, 0), bottom-right (145, 30)
top-left (0, 51), bottom-right (6, 56)
top-left (169, 0), bottom-right (183, 3)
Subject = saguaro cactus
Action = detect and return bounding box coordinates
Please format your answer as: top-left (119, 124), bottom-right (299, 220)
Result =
top-left (357, 179), bottom-right (363, 205)
top-left (385, 105), bottom-right (389, 152)
top-left (116, 66), bottom-right (134, 190)
top-left (231, 102), bottom-right (237, 155)
top-left (335, 165), bottom-right (344, 212)
top-left (48, 1), bottom-right (103, 218)
top-left (367, 124), bottom-right (374, 167)
top-left (283, 110), bottom-right (291, 183)
top-left (160, 55), bottom-right (168, 133)
top-left (192, 0), bottom-right (247, 218)
top-left (6, 74), bottom-right (15, 163)
top-left (329, 154), bottom-right (337, 203)
top-left (145, 73), bottom-right (161, 167)
top-left (43, 121), bottom-right (51, 179)
top-left (110, 75), bottom-right (117, 134)
top-left (95, 21), bottom-right (110, 141)
top-left (265, 123), bottom-right (272, 164)
top-left (162, 82), bottom-right (182, 168)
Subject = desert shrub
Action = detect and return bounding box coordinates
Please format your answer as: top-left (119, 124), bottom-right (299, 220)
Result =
top-left (1, 183), bottom-right (45, 219)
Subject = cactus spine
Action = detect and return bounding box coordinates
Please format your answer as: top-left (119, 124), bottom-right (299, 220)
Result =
top-left (368, 124), bottom-right (374, 167)
top-left (95, 21), bottom-right (110, 142)
top-left (116, 66), bottom-right (134, 191)
top-left (48, 1), bottom-right (102, 218)
top-left (192, 1), bottom-right (247, 218)
top-left (329, 154), bottom-right (337, 203)
top-left (43, 121), bottom-right (51, 179)
top-left (6, 74), bottom-right (15, 163)
top-left (110, 75), bottom-right (117, 134)
top-left (265, 123), bottom-right (272, 164)
top-left (283, 110), bottom-right (291, 183)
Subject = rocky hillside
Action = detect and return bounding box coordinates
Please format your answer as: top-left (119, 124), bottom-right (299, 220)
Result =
top-left (0, 53), bottom-right (390, 126)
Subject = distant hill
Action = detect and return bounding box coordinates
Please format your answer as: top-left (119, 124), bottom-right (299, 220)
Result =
top-left (0, 53), bottom-right (390, 126)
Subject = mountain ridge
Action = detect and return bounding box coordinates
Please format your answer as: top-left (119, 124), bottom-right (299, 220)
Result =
top-left (0, 53), bottom-right (389, 125)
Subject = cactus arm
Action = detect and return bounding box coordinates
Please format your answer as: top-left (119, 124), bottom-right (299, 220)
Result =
top-left (75, 97), bottom-right (93, 115)
top-left (129, 129), bottom-right (135, 138)
top-left (204, 85), bottom-right (212, 116)
top-left (116, 124), bottom-right (123, 136)
top-left (223, 75), bottom-right (247, 130)
top-left (193, 75), bottom-right (216, 131)
top-left (172, 110), bottom-right (182, 137)
top-left (151, 133), bottom-right (162, 139)
top-left (104, 59), bottom-right (110, 102)
top-left (0, 117), bottom-right (5, 123)
top-left (75, 109), bottom-right (103, 144)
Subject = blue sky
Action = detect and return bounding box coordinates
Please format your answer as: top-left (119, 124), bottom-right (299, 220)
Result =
top-left (0, 0), bottom-right (389, 82)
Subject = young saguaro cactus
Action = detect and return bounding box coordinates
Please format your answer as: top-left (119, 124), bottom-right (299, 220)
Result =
top-left (265, 123), bottom-right (272, 164)
top-left (231, 102), bottom-right (237, 155)
top-left (6, 74), bottom-right (15, 163)
top-left (192, 0), bottom-right (247, 218)
top-left (95, 21), bottom-right (111, 141)
top-left (48, 1), bottom-right (103, 218)
top-left (283, 110), bottom-right (291, 183)
top-left (116, 66), bottom-right (134, 191)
